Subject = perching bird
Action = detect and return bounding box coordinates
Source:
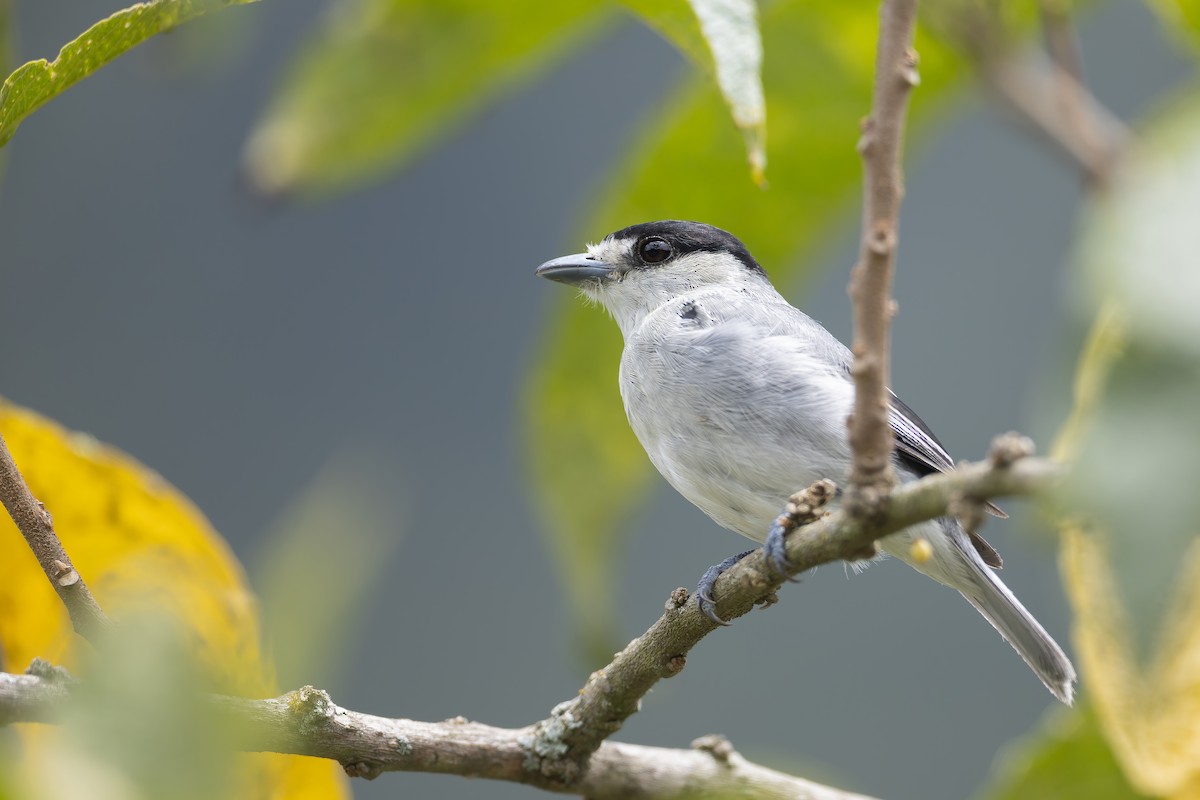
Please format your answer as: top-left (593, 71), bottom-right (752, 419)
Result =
top-left (535, 220), bottom-right (1076, 704)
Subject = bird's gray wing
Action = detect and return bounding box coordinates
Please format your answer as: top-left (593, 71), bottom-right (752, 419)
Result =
top-left (750, 299), bottom-right (1006, 565)
top-left (889, 391), bottom-right (1006, 569)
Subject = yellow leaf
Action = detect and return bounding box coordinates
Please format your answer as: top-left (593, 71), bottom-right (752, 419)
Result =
top-left (1052, 93), bottom-right (1200, 794)
top-left (0, 398), bottom-right (348, 800)
top-left (1054, 308), bottom-right (1200, 795)
top-left (1061, 522), bottom-right (1200, 796)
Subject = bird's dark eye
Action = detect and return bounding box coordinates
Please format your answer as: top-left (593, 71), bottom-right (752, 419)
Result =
top-left (638, 237), bottom-right (673, 265)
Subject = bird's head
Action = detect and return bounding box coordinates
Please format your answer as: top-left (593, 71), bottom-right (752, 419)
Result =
top-left (535, 220), bottom-right (771, 334)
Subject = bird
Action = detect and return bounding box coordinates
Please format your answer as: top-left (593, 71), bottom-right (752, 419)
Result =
top-left (535, 219), bottom-right (1076, 704)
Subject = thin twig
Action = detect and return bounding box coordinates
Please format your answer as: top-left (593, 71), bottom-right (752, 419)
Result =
top-left (0, 671), bottom-right (875, 800)
top-left (845, 0), bottom-right (921, 519)
top-left (0, 433), bottom-right (112, 642)
top-left (953, 3), bottom-right (1129, 186)
top-left (984, 54), bottom-right (1128, 186)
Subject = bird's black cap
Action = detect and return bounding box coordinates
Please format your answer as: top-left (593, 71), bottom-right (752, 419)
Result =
top-left (607, 220), bottom-right (766, 277)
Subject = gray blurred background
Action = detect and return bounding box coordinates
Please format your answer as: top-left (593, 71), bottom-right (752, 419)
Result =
top-left (0, 2), bottom-right (1188, 798)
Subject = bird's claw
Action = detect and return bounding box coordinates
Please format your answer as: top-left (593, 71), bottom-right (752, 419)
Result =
top-left (695, 550), bottom-right (755, 626)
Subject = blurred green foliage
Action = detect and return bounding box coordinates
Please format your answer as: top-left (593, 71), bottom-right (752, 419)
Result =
top-left (254, 448), bottom-right (405, 689)
top-left (56, 617), bottom-right (238, 800)
top-left (1068, 89), bottom-right (1200, 658)
top-left (243, 0), bottom-right (609, 194)
top-left (977, 706), bottom-right (1149, 800)
top-left (0, 0), bottom-right (260, 148)
top-left (1145, 0), bottom-right (1200, 49)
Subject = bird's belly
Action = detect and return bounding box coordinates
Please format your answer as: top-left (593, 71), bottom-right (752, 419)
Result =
top-left (668, 471), bottom-right (791, 543)
top-left (646, 432), bottom-right (843, 542)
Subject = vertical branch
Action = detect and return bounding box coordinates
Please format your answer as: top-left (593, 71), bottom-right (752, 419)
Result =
top-left (0, 434), bottom-right (111, 642)
top-left (846, 0), bottom-right (921, 517)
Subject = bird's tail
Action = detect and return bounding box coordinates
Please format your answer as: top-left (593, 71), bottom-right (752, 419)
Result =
top-left (954, 546), bottom-right (1077, 704)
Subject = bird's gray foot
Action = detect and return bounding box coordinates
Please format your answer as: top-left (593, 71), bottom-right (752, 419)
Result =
top-left (696, 549), bottom-right (756, 626)
top-left (763, 515), bottom-right (800, 580)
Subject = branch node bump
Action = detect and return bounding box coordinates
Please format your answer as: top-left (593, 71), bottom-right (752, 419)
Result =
top-left (522, 699), bottom-right (586, 784)
top-left (849, 355), bottom-right (877, 377)
top-left (665, 654), bottom-right (686, 676)
top-left (692, 734), bottom-right (736, 763)
top-left (773, 480), bottom-right (838, 548)
top-left (51, 560), bottom-right (80, 587)
top-left (343, 761), bottom-right (383, 780)
top-left (666, 587), bottom-right (690, 611)
top-left (948, 492), bottom-right (984, 534)
top-left (899, 46), bottom-right (921, 87)
top-left (989, 432), bottom-right (1035, 467)
top-left (288, 685), bottom-right (335, 736)
top-left (868, 223), bottom-right (895, 256)
top-left (25, 658), bottom-right (74, 684)
top-left (756, 590), bottom-right (780, 609)
top-left (846, 483), bottom-right (891, 524)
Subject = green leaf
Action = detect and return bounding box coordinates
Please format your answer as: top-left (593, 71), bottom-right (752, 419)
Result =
top-left (527, 0), bottom-right (966, 656)
top-left (525, 300), bottom-right (651, 659)
top-left (622, 0), bottom-right (766, 183)
top-left (976, 706), bottom-right (1149, 800)
top-left (243, 0), bottom-right (608, 195)
top-left (1143, 0), bottom-right (1200, 51)
top-left (66, 617), bottom-right (239, 800)
top-left (254, 448), bottom-right (404, 688)
top-left (0, 0), bottom-right (12, 186)
top-left (0, 0), bottom-right (260, 149)
top-left (1067, 89), bottom-right (1200, 658)
top-left (595, 1), bottom-right (962, 269)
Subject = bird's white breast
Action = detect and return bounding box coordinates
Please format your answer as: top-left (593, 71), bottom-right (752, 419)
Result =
top-left (618, 289), bottom-right (855, 542)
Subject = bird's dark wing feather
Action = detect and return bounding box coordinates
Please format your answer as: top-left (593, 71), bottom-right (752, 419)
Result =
top-left (888, 391), bottom-right (1006, 569)
top-left (889, 391), bottom-right (955, 476)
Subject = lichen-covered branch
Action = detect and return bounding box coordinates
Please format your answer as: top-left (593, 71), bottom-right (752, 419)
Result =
top-left (845, 0), bottom-right (921, 517)
top-left (0, 669), bottom-right (875, 800)
top-left (0, 433), bottom-right (112, 642)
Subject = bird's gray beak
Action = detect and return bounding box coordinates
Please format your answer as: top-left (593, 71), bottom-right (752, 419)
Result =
top-left (535, 253), bottom-right (613, 285)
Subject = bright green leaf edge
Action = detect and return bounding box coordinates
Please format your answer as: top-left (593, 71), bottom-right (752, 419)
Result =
top-left (1143, 0), bottom-right (1200, 51)
top-left (621, 0), bottom-right (767, 183)
top-left (0, 0), bottom-right (260, 148)
top-left (0, 0), bottom-right (13, 186)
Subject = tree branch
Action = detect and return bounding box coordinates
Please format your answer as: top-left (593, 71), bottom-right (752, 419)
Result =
top-left (846, 0), bottom-right (921, 518)
top-left (950, 3), bottom-right (1129, 186)
top-left (981, 52), bottom-right (1128, 185)
top-left (0, 436), bottom-right (1060, 796)
top-left (0, 433), bottom-right (112, 643)
top-left (0, 668), bottom-right (875, 800)
top-left (525, 445), bottom-right (1063, 781)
